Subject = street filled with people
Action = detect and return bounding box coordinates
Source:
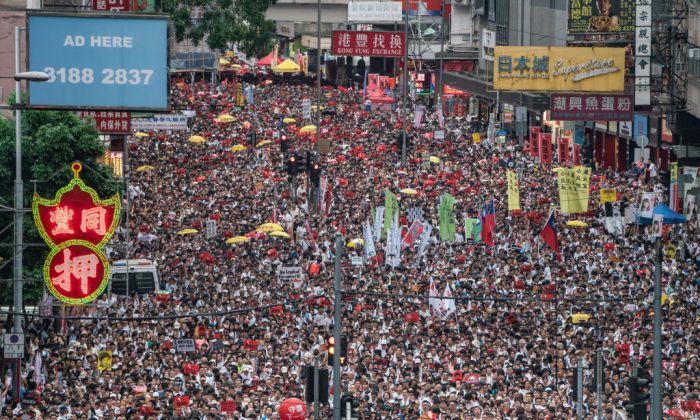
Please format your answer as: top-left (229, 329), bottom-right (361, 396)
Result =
top-left (3, 77), bottom-right (700, 419)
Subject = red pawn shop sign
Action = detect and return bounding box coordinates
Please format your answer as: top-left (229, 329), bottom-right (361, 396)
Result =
top-left (33, 162), bottom-right (120, 305)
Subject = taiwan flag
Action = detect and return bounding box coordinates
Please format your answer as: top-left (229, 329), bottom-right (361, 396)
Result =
top-left (480, 198), bottom-right (496, 246)
top-left (540, 209), bottom-right (561, 261)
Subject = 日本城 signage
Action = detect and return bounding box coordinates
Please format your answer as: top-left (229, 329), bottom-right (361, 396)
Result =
top-left (27, 13), bottom-right (169, 110)
top-left (331, 31), bottom-right (405, 57)
top-left (33, 163), bottom-right (120, 305)
top-left (493, 47), bottom-right (626, 92)
top-left (550, 94), bottom-right (634, 120)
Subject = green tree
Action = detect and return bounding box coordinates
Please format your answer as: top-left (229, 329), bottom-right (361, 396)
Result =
top-left (162, 0), bottom-right (277, 57)
top-left (0, 104), bottom-right (120, 305)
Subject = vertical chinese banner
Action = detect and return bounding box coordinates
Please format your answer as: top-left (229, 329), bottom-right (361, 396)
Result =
top-left (32, 163), bottom-right (120, 305)
top-left (669, 162), bottom-right (679, 212)
top-left (538, 133), bottom-right (552, 165)
top-left (558, 137), bottom-right (570, 165)
top-left (573, 144), bottom-right (582, 166)
top-left (530, 127), bottom-right (541, 157)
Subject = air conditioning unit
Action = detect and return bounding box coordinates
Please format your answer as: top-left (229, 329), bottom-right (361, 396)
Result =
top-left (453, 0), bottom-right (472, 5)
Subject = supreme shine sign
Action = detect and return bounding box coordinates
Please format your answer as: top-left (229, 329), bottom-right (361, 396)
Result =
top-left (493, 47), bottom-right (626, 92)
top-left (331, 31), bottom-right (405, 57)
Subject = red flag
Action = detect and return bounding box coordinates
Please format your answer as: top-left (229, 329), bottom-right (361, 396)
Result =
top-left (480, 198), bottom-right (496, 246)
top-left (539, 210), bottom-right (560, 261)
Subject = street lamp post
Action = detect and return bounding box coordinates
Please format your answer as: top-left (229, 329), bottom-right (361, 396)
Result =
top-left (401, 0), bottom-right (409, 166)
top-left (12, 25), bottom-right (49, 404)
top-left (316, 0), bottom-right (322, 155)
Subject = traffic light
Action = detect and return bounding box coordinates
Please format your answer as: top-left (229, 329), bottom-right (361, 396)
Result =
top-left (295, 152), bottom-right (307, 173)
top-left (247, 131), bottom-right (256, 148)
top-left (591, 352), bottom-right (606, 392)
top-left (328, 335), bottom-right (347, 365)
top-left (304, 365), bottom-right (329, 404)
top-left (306, 150), bottom-right (313, 172)
top-left (340, 394), bottom-right (360, 420)
top-left (280, 133), bottom-right (289, 153)
top-left (310, 163), bottom-right (322, 187)
top-left (626, 375), bottom-right (650, 420)
top-left (327, 336), bottom-right (336, 358)
top-left (286, 155), bottom-right (298, 177)
top-left (340, 335), bottom-right (348, 365)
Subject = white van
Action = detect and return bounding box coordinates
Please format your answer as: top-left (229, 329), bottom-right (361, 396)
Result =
top-left (110, 259), bottom-right (161, 296)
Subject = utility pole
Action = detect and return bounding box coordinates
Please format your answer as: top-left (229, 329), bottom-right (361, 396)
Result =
top-left (576, 359), bottom-right (583, 420)
top-left (313, 354), bottom-right (320, 420)
top-left (316, 0), bottom-right (322, 154)
top-left (651, 236), bottom-right (662, 419)
top-left (13, 25), bottom-right (24, 406)
top-left (596, 348), bottom-right (603, 420)
top-left (437, 0), bottom-right (446, 109)
top-left (401, 0), bottom-right (409, 166)
top-left (332, 233), bottom-right (343, 420)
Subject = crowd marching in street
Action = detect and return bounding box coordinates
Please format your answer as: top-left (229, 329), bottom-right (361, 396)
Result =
top-left (2, 76), bottom-right (699, 420)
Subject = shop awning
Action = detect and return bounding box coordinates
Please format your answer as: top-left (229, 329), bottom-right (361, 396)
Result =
top-left (442, 72), bottom-right (549, 112)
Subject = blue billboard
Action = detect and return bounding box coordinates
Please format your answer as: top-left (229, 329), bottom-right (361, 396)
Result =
top-left (27, 14), bottom-right (169, 111)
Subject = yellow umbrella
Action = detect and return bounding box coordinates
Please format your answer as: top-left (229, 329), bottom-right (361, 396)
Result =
top-left (400, 188), bottom-right (418, 195)
top-left (177, 228), bottom-right (198, 235)
top-left (429, 156), bottom-right (441, 164)
top-left (135, 165), bottom-right (155, 172)
top-left (270, 231), bottom-right (291, 239)
top-left (571, 313), bottom-right (591, 324)
top-left (552, 167), bottom-right (565, 173)
top-left (134, 131), bottom-right (149, 138)
top-left (188, 135), bottom-right (206, 143)
top-left (231, 64), bottom-right (242, 69)
top-left (283, 117), bottom-right (297, 124)
top-left (311, 105), bottom-right (325, 111)
top-left (231, 144), bottom-right (248, 153)
top-left (300, 125), bottom-right (317, 134)
top-left (216, 114), bottom-right (236, 123)
top-left (256, 140), bottom-right (272, 147)
top-left (226, 236), bottom-right (250, 244)
top-left (347, 238), bottom-right (364, 248)
top-left (566, 220), bottom-right (588, 227)
top-left (257, 223), bottom-right (284, 233)
top-left (219, 57), bottom-right (230, 65)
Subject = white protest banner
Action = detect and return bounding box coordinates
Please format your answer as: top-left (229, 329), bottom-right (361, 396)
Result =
top-left (373, 206), bottom-right (385, 242)
top-left (175, 339), bottom-right (196, 353)
top-left (277, 266), bottom-right (305, 289)
top-left (402, 220), bottom-right (424, 250)
top-left (363, 220), bottom-right (377, 259)
top-left (416, 223), bottom-right (432, 265)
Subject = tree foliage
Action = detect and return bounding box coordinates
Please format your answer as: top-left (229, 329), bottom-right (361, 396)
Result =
top-left (163, 0), bottom-right (277, 57)
top-left (0, 104), bottom-right (119, 304)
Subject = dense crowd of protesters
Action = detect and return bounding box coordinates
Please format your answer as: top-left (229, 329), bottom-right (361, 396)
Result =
top-left (2, 74), bottom-right (699, 420)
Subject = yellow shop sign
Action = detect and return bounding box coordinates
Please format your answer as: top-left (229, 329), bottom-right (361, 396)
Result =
top-left (493, 47), bottom-right (626, 92)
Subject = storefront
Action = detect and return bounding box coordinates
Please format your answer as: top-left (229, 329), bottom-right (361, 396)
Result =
top-left (442, 85), bottom-right (469, 117)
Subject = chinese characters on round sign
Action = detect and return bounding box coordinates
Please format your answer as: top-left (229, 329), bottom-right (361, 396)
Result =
top-left (33, 163), bottom-right (120, 305)
top-left (44, 241), bottom-right (108, 301)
